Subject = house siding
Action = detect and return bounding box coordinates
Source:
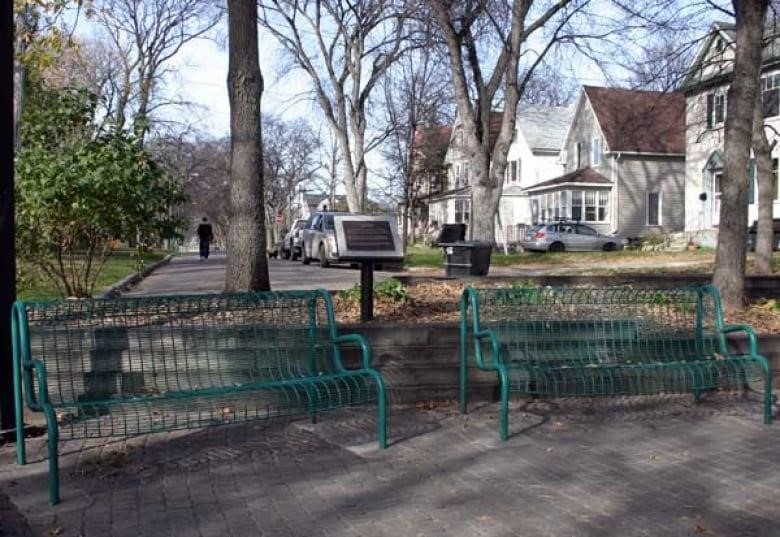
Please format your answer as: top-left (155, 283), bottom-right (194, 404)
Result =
top-left (617, 155), bottom-right (685, 238)
top-left (564, 97), bottom-right (608, 173)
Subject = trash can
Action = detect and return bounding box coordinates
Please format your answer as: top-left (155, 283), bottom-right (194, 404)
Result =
top-left (441, 241), bottom-right (493, 277)
top-left (747, 219), bottom-right (780, 251)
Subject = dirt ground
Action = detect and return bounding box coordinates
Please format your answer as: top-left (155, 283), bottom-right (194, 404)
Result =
top-left (334, 280), bottom-right (780, 333)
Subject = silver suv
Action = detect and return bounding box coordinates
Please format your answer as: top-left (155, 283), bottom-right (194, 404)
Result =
top-left (300, 211), bottom-right (353, 267)
top-left (280, 219), bottom-right (307, 260)
top-left (520, 221), bottom-right (625, 252)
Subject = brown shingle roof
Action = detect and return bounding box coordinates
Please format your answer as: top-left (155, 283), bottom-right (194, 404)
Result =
top-left (584, 86), bottom-right (685, 154)
top-left (525, 167), bottom-right (611, 193)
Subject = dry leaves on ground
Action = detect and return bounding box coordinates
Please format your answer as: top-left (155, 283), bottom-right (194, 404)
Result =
top-left (334, 281), bottom-right (780, 333)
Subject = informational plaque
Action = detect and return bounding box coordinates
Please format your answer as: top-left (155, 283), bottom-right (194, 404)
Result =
top-left (333, 215), bottom-right (404, 261)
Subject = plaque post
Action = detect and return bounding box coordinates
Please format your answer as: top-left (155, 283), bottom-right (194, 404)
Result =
top-left (359, 262), bottom-right (374, 322)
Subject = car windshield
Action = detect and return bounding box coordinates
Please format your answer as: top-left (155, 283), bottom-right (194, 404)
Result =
top-left (294, 220), bottom-right (306, 230)
top-left (324, 214), bottom-right (335, 230)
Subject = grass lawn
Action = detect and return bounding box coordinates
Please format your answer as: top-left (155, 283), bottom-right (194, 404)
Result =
top-left (404, 244), bottom-right (717, 269)
top-left (17, 250), bottom-right (168, 301)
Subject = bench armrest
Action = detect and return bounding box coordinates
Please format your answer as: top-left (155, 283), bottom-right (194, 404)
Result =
top-left (721, 324), bottom-right (759, 355)
top-left (333, 333), bottom-right (373, 370)
top-left (473, 329), bottom-right (502, 368)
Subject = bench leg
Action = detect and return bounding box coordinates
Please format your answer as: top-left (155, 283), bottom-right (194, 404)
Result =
top-left (498, 367), bottom-right (509, 442)
top-left (374, 374), bottom-right (387, 449)
top-left (459, 319), bottom-right (468, 415)
top-left (764, 366), bottom-right (774, 426)
top-left (43, 406), bottom-right (60, 505)
top-left (15, 406), bottom-right (26, 465)
top-left (693, 389), bottom-right (702, 404)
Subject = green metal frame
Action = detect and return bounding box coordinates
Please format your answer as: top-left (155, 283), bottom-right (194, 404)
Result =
top-left (460, 285), bottom-right (773, 441)
top-left (12, 289), bottom-right (387, 505)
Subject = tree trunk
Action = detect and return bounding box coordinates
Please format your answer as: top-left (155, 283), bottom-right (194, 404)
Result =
top-left (225, 0), bottom-right (269, 292)
top-left (713, 0), bottom-right (768, 312)
top-left (753, 84), bottom-right (774, 274)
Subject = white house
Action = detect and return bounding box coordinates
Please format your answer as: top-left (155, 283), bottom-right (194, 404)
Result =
top-left (498, 104), bottom-right (573, 242)
top-left (426, 104), bottom-right (572, 243)
top-left (681, 22), bottom-right (780, 245)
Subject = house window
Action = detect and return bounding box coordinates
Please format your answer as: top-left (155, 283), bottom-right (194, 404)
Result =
top-left (774, 158), bottom-right (779, 200)
top-left (463, 161), bottom-right (470, 187)
top-left (591, 137), bottom-right (602, 166)
top-left (510, 160), bottom-right (517, 182)
top-left (706, 93), bottom-right (726, 128)
top-left (647, 191), bottom-right (661, 226)
top-left (571, 191), bottom-right (583, 221)
top-left (584, 191), bottom-right (597, 221)
top-left (598, 190), bottom-right (609, 221)
top-left (715, 38), bottom-right (724, 53)
top-left (455, 199), bottom-right (470, 223)
top-left (576, 142), bottom-right (583, 168)
top-left (762, 73), bottom-right (780, 117)
top-left (453, 165), bottom-right (460, 189)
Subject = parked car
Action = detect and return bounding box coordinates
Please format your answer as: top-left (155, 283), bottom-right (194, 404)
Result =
top-left (300, 211), bottom-right (353, 267)
top-left (280, 219), bottom-right (308, 260)
top-left (519, 221), bottom-right (625, 252)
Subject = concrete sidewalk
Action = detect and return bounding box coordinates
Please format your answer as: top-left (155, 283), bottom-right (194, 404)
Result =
top-left (1, 395), bottom-right (779, 537)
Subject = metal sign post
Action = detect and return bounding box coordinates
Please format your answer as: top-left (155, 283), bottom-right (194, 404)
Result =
top-left (359, 262), bottom-right (374, 322)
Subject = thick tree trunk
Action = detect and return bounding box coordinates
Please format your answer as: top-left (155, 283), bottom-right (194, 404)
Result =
top-left (225, 0), bottom-right (269, 292)
top-left (713, 0), bottom-right (768, 312)
top-left (753, 86), bottom-right (774, 274)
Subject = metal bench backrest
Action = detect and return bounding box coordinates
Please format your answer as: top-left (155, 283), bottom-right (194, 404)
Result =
top-left (462, 286), bottom-right (728, 367)
top-left (13, 290), bottom-right (340, 410)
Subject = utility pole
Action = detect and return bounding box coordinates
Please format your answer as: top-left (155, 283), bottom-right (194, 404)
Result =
top-left (1, 0), bottom-right (17, 431)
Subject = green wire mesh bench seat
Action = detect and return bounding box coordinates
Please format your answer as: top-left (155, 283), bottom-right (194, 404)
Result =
top-left (12, 290), bottom-right (387, 504)
top-left (460, 285), bottom-right (773, 440)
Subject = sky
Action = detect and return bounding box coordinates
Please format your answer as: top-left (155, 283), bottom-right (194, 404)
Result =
top-left (162, 23), bottom-right (321, 139)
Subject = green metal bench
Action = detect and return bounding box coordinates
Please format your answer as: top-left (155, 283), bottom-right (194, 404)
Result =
top-left (12, 289), bottom-right (387, 504)
top-left (460, 285), bottom-right (773, 440)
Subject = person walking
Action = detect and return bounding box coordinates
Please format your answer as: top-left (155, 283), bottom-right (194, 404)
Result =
top-left (197, 217), bottom-right (214, 259)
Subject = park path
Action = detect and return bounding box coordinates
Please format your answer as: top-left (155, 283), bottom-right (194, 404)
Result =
top-left (123, 253), bottom-right (393, 296)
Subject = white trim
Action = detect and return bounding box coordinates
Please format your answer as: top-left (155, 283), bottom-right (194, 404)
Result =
top-left (525, 181), bottom-right (612, 193)
top-left (605, 151), bottom-right (685, 157)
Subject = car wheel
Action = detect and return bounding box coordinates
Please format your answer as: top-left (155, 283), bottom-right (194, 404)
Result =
top-left (282, 247), bottom-right (291, 260)
top-left (602, 242), bottom-right (617, 252)
top-left (319, 244), bottom-right (330, 268)
top-left (291, 248), bottom-right (300, 261)
top-left (302, 245), bottom-right (311, 265)
top-left (549, 242), bottom-right (565, 253)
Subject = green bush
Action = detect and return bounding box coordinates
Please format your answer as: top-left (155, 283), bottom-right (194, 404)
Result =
top-left (339, 278), bottom-right (410, 303)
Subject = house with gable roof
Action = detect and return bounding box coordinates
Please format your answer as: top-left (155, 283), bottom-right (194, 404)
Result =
top-left (425, 105), bottom-right (572, 242)
top-left (524, 86), bottom-right (686, 239)
top-left (681, 22), bottom-right (780, 245)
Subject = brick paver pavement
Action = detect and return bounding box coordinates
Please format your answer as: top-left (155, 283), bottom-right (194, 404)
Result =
top-left (1, 394), bottom-right (779, 537)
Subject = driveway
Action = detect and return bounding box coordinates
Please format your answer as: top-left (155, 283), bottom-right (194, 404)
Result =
top-left (122, 253), bottom-right (393, 296)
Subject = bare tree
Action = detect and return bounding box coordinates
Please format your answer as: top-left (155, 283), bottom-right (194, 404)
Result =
top-left (380, 40), bottom-right (453, 246)
top-left (426, 0), bottom-right (586, 242)
top-left (752, 83), bottom-right (774, 274)
top-left (258, 0), bottom-right (416, 213)
top-left (754, 2), bottom-right (780, 274)
top-left (520, 62), bottom-right (579, 106)
top-left (264, 116), bottom-right (321, 245)
top-left (225, 0), bottom-right (269, 291)
top-left (94, 0), bottom-right (220, 142)
top-left (713, 0), bottom-right (768, 312)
